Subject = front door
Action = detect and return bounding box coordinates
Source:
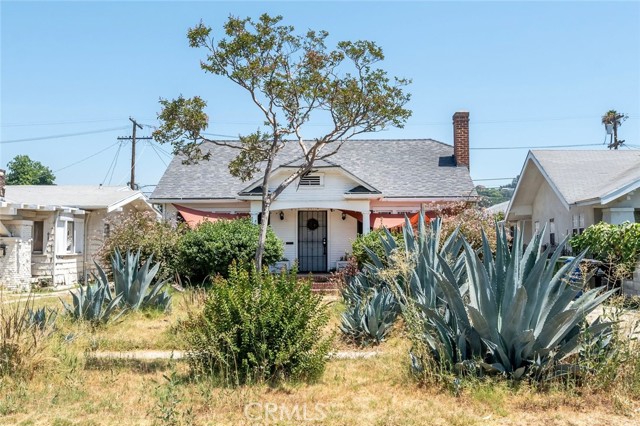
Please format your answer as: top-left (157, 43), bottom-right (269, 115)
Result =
top-left (298, 211), bottom-right (327, 272)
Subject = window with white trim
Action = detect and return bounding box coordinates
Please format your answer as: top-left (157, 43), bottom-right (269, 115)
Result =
top-left (572, 213), bottom-right (585, 235)
top-left (56, 218), bottom-right (84, 254)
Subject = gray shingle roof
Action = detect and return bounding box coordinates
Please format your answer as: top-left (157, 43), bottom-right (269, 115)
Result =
top-left (151, 139), bottom-right (476, 200)
top-left (531, 150), bottom-right (640, 204)
top-left (5, 185), bottom-right (146, 210)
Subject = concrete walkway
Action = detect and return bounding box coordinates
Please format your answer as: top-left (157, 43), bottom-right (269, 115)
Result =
top-left (0, 288), bottom-right (73, 304)
top-left (88, 350), bottom-right (380, 361)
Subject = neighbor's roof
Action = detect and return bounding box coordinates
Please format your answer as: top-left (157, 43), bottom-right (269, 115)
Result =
top-left (151, 139), bottom-right (476, 200)
top-left (5, 185), bottom-right (155, 212)
top-left (530, 150), bottom-right (640, 205)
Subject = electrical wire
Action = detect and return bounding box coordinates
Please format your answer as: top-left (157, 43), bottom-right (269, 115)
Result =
top-left (101, 141), bottom-right (123, 186)
top-left (0, 126), bottom-right (130, 144)
top-left (148, 141), bottom-right (168, 167)
top-left (470, 143), bottom-right (603, 150)
top-left (54, 141), bottom-right (121, 173)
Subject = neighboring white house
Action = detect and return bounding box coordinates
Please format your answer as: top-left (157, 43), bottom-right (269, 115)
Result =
top-left (506, 150), bottom-right (640, 248)
top-left (150, 112), bottom-right (477, 273)
top-left (0, 184), bottom-right (158, 290)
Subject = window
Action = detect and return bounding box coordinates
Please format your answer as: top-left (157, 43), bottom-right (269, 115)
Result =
top-left (56, 218), bottom-right (84, 254)
top-left (299, 173), bottom-right (323, 187)
top-left (104, 223), bottom-right (111, 239)
top-left (572, 213), bottom-right (586, 235)
top-left (534, 221), bottom-right (540, 235)
top-left (549, 218), bottom-right (556, 246)
top-left (32, 221), bottom-right (44, 253)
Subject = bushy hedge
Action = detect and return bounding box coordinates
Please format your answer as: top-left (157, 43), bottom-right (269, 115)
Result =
top-left (351, 228), bottom-right (404, 268)
top-left (571, 222), bottom-right (640, 278)
top-left (180, 263), bottom-right (332, 385)
top-left (178, 218), bottom-right (283, 281)
top-left (100, 211), bottom-right (183, 281)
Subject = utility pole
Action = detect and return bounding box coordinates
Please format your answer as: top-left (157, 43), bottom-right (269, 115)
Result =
top-left (602, 110), bottom-right (628, 150)
top-left (117, 117), bottom-right (152, 190)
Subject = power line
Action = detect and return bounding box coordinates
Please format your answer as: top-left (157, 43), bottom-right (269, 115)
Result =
top-left (102, 141), bottom-right (124, 186)
top-left (470, 143), bottom-right (603, 150)
top-left (0, 126), bottom-right (130, 144)
top-left (1, 118), bottom-right (138, 128)
top-left (54, 142), bottom-right (120, 173)
top-left (148, 141), bottom-right (168, 167)
top-left (473, 177), bottom-right (515, 181)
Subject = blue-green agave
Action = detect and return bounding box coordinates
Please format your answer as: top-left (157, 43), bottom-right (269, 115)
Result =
top-left (412, 224), bottom-right (616, 379)
top-left (97, 249), bottom-right (172, 312)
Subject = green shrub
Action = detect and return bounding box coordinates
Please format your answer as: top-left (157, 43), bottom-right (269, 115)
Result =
top-left (180, 263), bottom-right (332, 385)
top-left (571, 222), bottom-right (640, 279)
top-left (440, 205), bottom-right (499, 252)
top-left (100, 211), bottom-right (183, 281)
top-left (1, 297), bottom-right (55, 378)
top-left (177, 219), bottom-right (283, 281)
top-left (351, 228), bottom-right (404, 268)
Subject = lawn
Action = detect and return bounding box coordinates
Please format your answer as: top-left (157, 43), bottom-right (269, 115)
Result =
top-left (0, 291), bottom-right (639, 425)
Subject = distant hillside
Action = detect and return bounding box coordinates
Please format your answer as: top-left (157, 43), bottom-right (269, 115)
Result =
top-left (475, 176), bottom-right (518, 207)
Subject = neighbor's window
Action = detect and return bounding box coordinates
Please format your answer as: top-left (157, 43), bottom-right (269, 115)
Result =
top-left (56, 218), bottom-right (84, 254)
top-left (549, 218), bottom-right (556, 246)
top-left (32, 221), bottom-right (44, 253)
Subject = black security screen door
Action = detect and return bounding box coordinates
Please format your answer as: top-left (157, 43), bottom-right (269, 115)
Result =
top-left (298, 211), bottom-right (328, 272)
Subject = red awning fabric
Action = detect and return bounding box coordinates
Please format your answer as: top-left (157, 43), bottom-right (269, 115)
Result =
top-left (173, 204), bottom-right (250, 229)
top-left (372, 214), bottom-right (407, 230)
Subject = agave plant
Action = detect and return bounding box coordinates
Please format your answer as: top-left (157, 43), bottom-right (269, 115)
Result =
top-left (95, 249), bottom-right (172, 312)
top-left (340, 288), bottom-right (398, 345)
top-left (412, 224), bottom-right (617, 379)
top-left (27, 307), bottom-right (58, 331)
top-left (61, 283), bottom-right (124, 324)
top-left (363, 214), bottom-right (466, 309)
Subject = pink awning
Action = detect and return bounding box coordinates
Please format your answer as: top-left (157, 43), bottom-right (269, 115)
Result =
top-left (372, 214), bottom-right (407, 230)
top-left (173, 204), bottom-right (249, 229)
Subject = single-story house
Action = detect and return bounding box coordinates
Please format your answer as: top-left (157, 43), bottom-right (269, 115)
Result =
top-left (150, 111), bottom-right (477, 273)
top-left (0, 183), bottom-right (159, 290)
top-left (505, 150), bottom-right (640, 248)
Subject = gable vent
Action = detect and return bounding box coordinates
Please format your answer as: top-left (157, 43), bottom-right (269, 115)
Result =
top-left (299, 174), bottom-right (322, 186)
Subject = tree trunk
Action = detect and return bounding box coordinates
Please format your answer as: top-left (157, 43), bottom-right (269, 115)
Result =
top-left (255, 198), bottom-right (271, 270)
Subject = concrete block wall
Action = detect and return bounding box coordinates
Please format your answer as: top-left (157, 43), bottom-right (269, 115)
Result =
top-left (0, 221), bottom-right (34, 291)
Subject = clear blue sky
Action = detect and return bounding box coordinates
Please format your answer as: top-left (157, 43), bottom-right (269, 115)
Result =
top-left (2, 1), bottom-right (639, 191)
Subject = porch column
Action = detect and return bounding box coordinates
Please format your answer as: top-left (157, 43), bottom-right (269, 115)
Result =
top-left (362, 211), bottom-right (371, 235)
top-left (250, 212), bottom-right (259, 224)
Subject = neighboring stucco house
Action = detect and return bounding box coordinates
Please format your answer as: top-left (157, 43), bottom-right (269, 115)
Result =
top-left (0, 184), bottom-right (158, 290)
top-left (150, 112), bottom-right (477, 273)
top-left (506, 150), bottom-right (640, 248)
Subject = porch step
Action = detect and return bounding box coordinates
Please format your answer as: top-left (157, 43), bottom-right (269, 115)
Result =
top-left (310, 281), bottom-right (339, 294)
top-left (297, 273), bottom-right (338, 293)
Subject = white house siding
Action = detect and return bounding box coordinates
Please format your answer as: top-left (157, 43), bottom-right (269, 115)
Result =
top-left (531, 181), bottom-right (571, 246)
top-left (270, 169), bottom-right (358, 203)
top-left (269, 209), bottom-right (297, 263)
top-left (328, 209), bottom-right (357, 269)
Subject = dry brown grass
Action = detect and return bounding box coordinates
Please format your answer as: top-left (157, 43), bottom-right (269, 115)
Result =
top-left (0, 292), bottom-right (638, 425)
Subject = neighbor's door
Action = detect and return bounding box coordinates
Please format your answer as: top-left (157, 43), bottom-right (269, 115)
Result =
top-left (298, 211), bottom-right (328, 272)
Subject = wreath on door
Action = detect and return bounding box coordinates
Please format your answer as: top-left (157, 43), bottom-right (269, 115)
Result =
top-left (306, 218), bottom-right (319, 231)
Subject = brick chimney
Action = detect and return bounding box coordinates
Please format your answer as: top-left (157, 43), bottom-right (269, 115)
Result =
top-left (0, 169), bottom-right (5, 198)
top-left (453, 111), bottom-right (470, 168)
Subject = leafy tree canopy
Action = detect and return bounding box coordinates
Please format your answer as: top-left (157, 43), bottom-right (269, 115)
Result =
top-left (5, 155), bottom-right (56, 185)
top-left (153, 13), bottom-right (412, 267)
